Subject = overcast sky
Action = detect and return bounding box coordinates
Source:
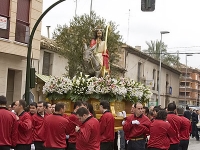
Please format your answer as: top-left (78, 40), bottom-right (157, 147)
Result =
top-left (41, 0), bottom-right (200, 68)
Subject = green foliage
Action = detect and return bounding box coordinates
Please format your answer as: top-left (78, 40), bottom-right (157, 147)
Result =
top-left (53, 11), bottom-right (122, 78)
top-left (143, 40), bottom-right (180, 66)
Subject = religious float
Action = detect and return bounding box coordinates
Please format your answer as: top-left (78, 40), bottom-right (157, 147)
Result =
top-left (43, 73), bottom-right (152, 131)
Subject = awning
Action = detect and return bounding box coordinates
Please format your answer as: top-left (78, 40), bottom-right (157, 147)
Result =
top-left (35, 73), bottom-right (50, 83)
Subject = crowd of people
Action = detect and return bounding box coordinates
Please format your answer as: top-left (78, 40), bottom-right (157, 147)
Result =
top-left (0, 94), bottom-right (195, 150)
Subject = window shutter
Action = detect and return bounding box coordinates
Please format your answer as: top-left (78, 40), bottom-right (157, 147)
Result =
top-left (0, 0), bottom-right (10, 17)
top-left (42, 52), bottom-right (51, 76)
top-left (16, 0), bottom-right (30, 23)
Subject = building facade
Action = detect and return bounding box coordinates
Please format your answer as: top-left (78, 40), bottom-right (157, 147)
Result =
top-left (117, 45), bottom-right (181, 107)
top-left (179, 67), bottom-right (200, 106)
top-left (32, 36), bottom-right (69, 102)
top-left (0, 0), bottom-right (43, 104)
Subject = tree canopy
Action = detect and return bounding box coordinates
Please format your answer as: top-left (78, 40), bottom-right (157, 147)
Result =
top-left (53, 11), bottom-right (122, 78)
top-left (143, 40), bottom-right (180, 67)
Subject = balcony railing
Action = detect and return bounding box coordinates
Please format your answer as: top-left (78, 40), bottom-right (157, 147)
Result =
top-left (179, 86), bottom-right (191, 88)
top-left (179, 95), bottom-right (190, 98)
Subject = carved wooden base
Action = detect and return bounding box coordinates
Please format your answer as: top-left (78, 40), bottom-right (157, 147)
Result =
top-left (48, 99), bottom-right (133, 131)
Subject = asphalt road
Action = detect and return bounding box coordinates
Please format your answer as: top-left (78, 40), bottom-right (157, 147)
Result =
top-left (188, 137), bottom-right (200, 150)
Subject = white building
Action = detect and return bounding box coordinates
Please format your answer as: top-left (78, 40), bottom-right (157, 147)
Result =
top-left (0, 0), bottom-right (43, 104)
top-left (118, 45), bottom-right (181, 107)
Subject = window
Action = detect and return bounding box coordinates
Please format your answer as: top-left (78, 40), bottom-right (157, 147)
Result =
top-left (0, 0), bottom-right (10, 39)
top-left (152, 69), bottom-right (156, 90)
top-left (42, 52), bottom-right (51, 76)
top-left (137, 62), bottom-right (141, 82)
top-left (157, 71), bottom-right (159, 91)
top-left (15, 0), bottom-right (30, 43)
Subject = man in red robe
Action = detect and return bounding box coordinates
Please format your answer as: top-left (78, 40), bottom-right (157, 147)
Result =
top-left (75, 107), bottom-right (100, 150)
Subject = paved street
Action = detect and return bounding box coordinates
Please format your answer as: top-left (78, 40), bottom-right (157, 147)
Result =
top-left (189, 137), bottom-right (200, 150)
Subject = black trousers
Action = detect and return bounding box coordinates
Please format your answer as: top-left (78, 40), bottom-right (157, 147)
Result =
top-left (100, 142), bottom-right (114, 150)
top-left (34, 141), bottom-right (45, 150)
top-left (178, 140), bottom-right (189, 150)
top-left (66, 143), bottom-right (76, 150)
top-left (45, 148), bottom-right (65, 150)
top-left (0, 146), bottom-right (10, 150)
top-left (127, 139), bottom-right (145, 150)
top-left (195, 125), bottom-right (199, 140)
top-left (15, 144), bottom-right (31, 150)
top-left (148, 148), bottom-right (161, 150)
top-left (169, 144), bottom-right (179, 150)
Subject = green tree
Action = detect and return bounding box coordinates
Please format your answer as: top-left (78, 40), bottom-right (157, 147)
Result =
top-left (53, 11), bottom-right (122, 78)
top-left (143, 40), bottom-right (180, 67)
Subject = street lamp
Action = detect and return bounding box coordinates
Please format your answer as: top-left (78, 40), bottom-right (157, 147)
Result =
top-left (185, 54), bottom-right (193, 105)
top-left (25, 0), bottom-right (66, 105)
top-left (158, 31), bottom-right (170, 106)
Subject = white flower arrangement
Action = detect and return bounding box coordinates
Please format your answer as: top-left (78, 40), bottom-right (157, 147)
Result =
top-left (43, 73), bottom-right (153, 103)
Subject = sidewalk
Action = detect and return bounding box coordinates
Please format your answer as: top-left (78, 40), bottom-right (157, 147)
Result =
top-left (188, 137), bottom-right (200, 150)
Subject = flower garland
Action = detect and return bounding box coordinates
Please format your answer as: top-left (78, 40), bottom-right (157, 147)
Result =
top-left (43, 73), bottom-right (152, 103)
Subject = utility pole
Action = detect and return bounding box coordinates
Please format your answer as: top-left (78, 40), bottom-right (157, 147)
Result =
top-left (46, 26), bottom-right (51, 38)
top-left (127, 9), bottom-right (130, 43)
top-left (90, 0), bottom-right (93, 19)
top-left (25, 0), bottom-right (66, 105)
top-left (75, 0), bottom-right (77, 17)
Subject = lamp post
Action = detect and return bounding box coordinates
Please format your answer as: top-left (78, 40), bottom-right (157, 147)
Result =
top-left (158, 31), bottom-right (170, 106)
top-left (185, 54), bottom-right (192, 105)
top-left (25, 0), bottom-right (66, 105)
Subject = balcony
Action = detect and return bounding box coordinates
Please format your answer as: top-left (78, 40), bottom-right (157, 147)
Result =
top-left (179, 86), bottom-right (191, 88)
top-left (179, 95), bottom-right (191, 98)
top-left (179, 88), bottom-right (192, 92)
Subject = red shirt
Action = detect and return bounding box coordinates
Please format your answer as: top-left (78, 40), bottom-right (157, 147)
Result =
top-left (99, 111), bottom-right (115, 142)
top-left (32, 113), bottom-right (48, 142)
top-left (44, 114), bottom-right (74, 148)
top-left (63, 113), bottom-right (68, 119)
top-left (148, 120), bottom-right (176, 149)
top-left (0, 107), bottom-right (18, 147)
top-left (167, 113), bottom-right (183, 144)
top-left (123, 114), bottom-right (151, 139)
top-left (68, 113), bottom-right (82, 143)
top-left (17, 111), bottom-right (32, 144)
top-left (76, 116), bottom-right (100, 150)
top-left (179, 116), bottom-right (191, 140)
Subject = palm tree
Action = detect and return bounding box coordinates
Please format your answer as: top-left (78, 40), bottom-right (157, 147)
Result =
top-left (143, 40), bottom-right (180, 67)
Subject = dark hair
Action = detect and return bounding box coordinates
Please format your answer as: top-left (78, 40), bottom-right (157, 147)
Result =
top-left (43, 102), bottom-right (50, 109)
top-left (29, 102), bottom-right (37, 108)
top-left (186, 105), bottom-right (189, 110)
top-left (94, 29), bottom-right (104, 40)
top-left (18, 100), bottom-right (26, 109)
top-left (156, 109), bottom-right (167, 120)
top-left (76, 107), bottom-right (89, 117)
top-left (143, 106), bottom-right (149, 115)
top-left (177, 107), bottom-right (184, 115)
top-left (55, 103), bottom-right (65, 112)
top-left (167, 103), bottom-right (176, 111)
top-left (74, 101), bottom-right (83, 109)
top-left (37, 101), bottom-right (46, 107)
top-left (87, 103), bottom-right (96, 118)
top-left (0, 95), bottom-right (7, 105)
top-left (153, 107), bottom-right (160, 113)
top-left (82, 101), bottom-right (88, 107)
top-left (100, 100), bottom-right (110, 110)
top-left (11, 102), bottom-right (15, 108)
